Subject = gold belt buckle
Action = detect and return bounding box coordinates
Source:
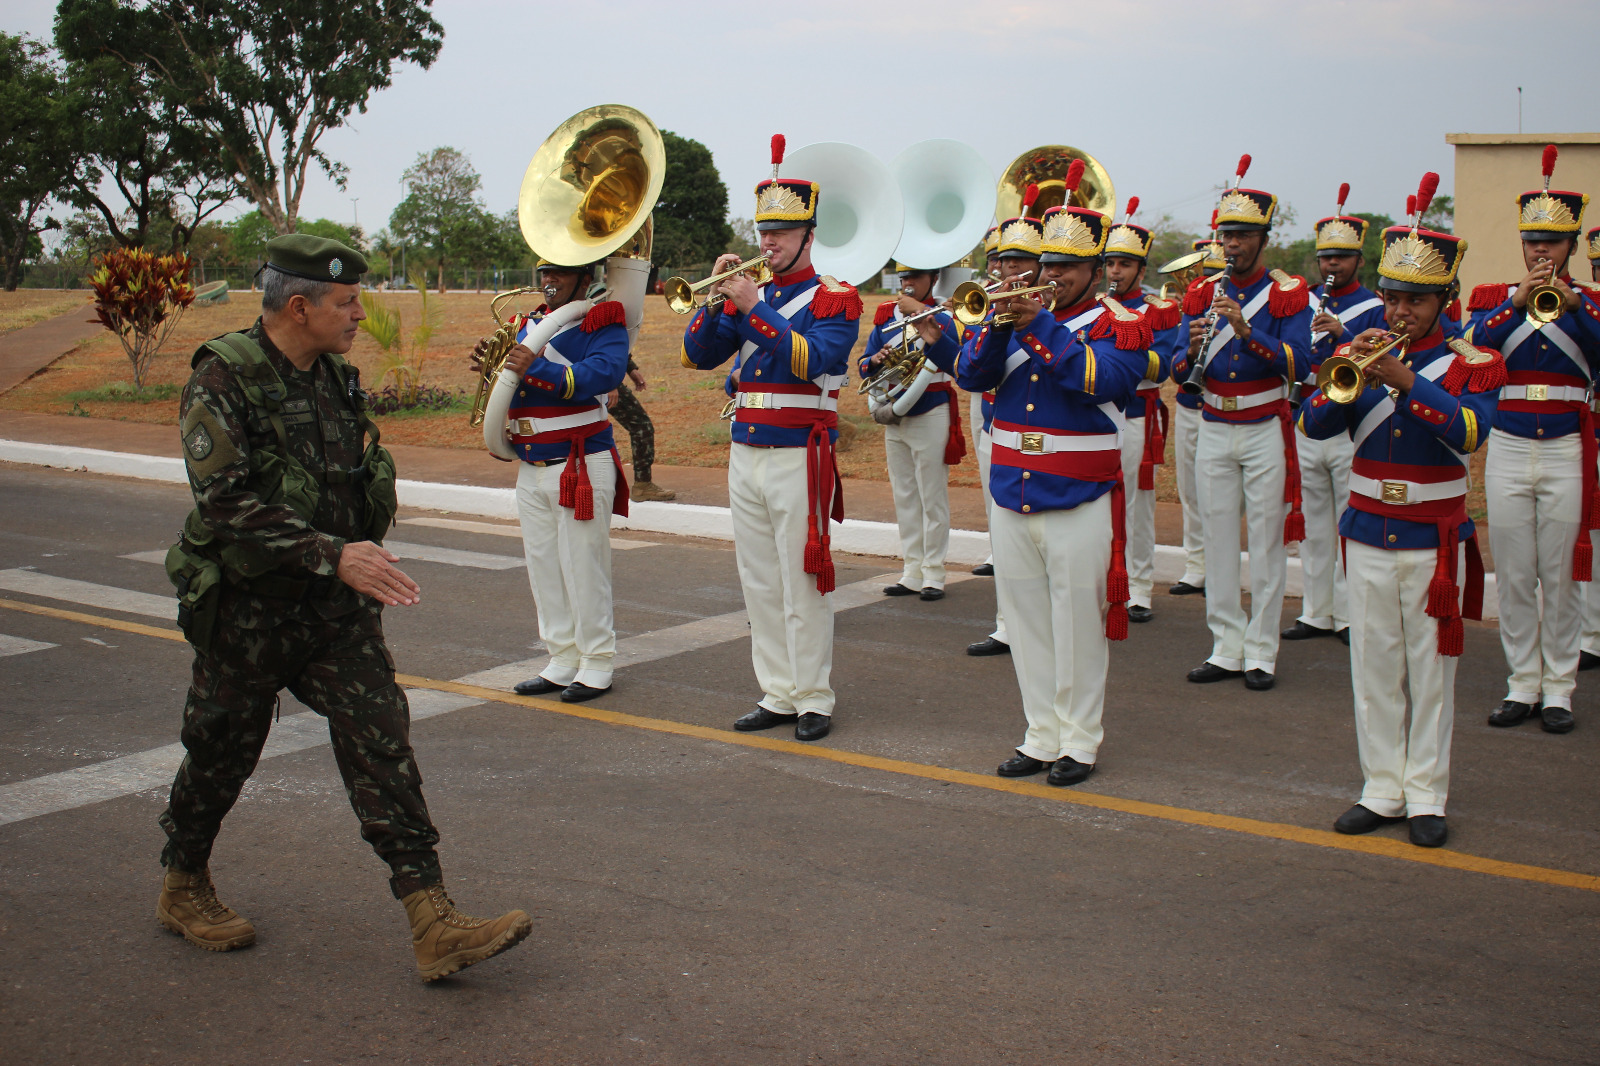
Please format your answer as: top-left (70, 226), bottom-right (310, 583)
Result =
top-left (1525, 383), bottom-right (1548, 401)
top-left (513, 418), bottom-right (534, 435)
top-left (1219, 396), bottom-right (1238, 412)
top-left (1381, 480), bottom-right (1409, 505)
top-left (1020, 432), bottom-right (1045, 453)
top-left (744, 392), bottom-right (768, 410)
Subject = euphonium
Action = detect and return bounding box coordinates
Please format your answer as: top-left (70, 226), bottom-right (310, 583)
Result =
top-left (1316, 329), bottom-right (1410, 404)
top-left (663, 255), bottom-right (773, 314)
top-left (470, 286), bottom-right (544, 428)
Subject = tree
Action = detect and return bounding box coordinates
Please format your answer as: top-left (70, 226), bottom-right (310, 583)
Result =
top-left (0, 34), bottom-right (75, 290)
top-left (1421, 195), bottom-right (1454, 234)
top-left (653, 130), bottom-right (734, 271)
top-left (390, 147), bottom-right (487, 291)
top-left (57, 0), bottom-right (443, 234)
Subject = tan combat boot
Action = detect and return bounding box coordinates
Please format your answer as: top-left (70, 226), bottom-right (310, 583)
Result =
top-left (630, 480), bottom-right (676, 502)
top-left (402, 885), bottom-right (532, 982)
top-left (157, 867), bottom-right (256, 951)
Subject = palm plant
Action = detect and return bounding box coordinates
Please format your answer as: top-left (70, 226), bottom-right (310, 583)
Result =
top-left (359, 270), bottom-right (442, 407)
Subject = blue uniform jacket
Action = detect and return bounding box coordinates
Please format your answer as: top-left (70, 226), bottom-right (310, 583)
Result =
top-left (1307, 280), bottom-right (1387, 377)
top-left (680, 268), bottom-right (862, 447)
top-left (859, 299), bottom-right (961, 417)
top-left (1178, 266), bottom-right (1312, 424)
top-left (1467, 279), bottom-right (1600, 440)
top-left (508, 302), bottom-right (629, 464)
top-left (1116, 290), bottom-right (1180, 417)
top-left (1299, 328), bottom-right (1496, 550)
top-left (957, 298), bottom-right (1147, 514)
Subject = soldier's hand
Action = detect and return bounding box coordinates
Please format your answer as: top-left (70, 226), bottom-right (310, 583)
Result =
top-left (503, 343), bottom-right (537, 376)
top-left (915, 316), bottom-right (944, 347)
top-left (608, 389), bottom-right (619, 407)
top-left (722, 274), bottom-right (760, 314)
top-left (1215, 293), bottom-right (1251, 343)
top-left (337, 541), bottom-right (421, 607)
top-left (1513, 259), bottom-right (1555, 310)
top-left (628, 367), bottom-right (647, 390)
top-left (1312, 311), bottom-right (1343, 339)
top-left (1367, 351), bottom-right (1416, 393)
top-left (896, 294), bottom-right (924, 318)
top-left (1187, 317), bottom-right (1207, 356)
top-left (470, 337), bottom-right (491, 374)
top-left (1346, 327), bottom-right (1390, 357)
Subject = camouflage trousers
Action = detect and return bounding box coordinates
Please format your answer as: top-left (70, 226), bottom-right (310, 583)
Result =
top-left (158, 599), bottom-right (442, 899)
top-left (611, 383), bottom-right (655, 482)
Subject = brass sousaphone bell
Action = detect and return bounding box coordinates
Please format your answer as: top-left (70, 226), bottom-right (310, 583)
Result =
top-left (996, 145), bottom-right (1116, 222)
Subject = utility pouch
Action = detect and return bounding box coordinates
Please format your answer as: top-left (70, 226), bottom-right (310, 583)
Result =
top-left (165, 540), bottom-right (223, 654)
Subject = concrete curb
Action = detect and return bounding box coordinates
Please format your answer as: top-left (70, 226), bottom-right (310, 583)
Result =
top-left (0, 437), bottom-right (1500, 617)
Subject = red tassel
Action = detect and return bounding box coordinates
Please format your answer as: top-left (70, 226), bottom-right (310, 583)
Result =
top-left (1589, 490), bottom-right (1600, 530)
top-left (1574, 536), bottom-right (1592, 583)
top-left (1089, 308), bottom-right (1153, 350)
top-left (1105, 601), bottom-right (1129, 642)
top-left (803, 515), bottom-right (823, 575)
top-left (1268, 276), bottom-right (1309, 317)
top-left (1064, 159), bottom-right (1085, 194)
top-left (873, 300), bottom-right (896, 326)
top-left (1124, 195), bottom-right (1139, 220)
top-left (1468, 283), bottom-right (1510, 311)
top-left (1469, 352), bottom-right (1507, 393)
top-left (1142, 298), bottom-right (1181, 331)
top-left (1107, 556), bottom-right (1129, 604)
top-left (1542, 143), bottom-right (1558, 180)
top-left (723, 300), bottom-right (741, 315)
top-left (771, 133), bottom-right (786, 166)
top-left (1283, 509), bottom-right (1306, 544)
top-left (580, 299), bottom-right (627, 332)
top-left (574, 481), bottom-right (594, 522)
top-left (1336, 181), bottom-right (1350, 212)
top-left (943, 431), bottom-right (965, 466)
top-left (1427, 573), bottom-right (1458, 618)
top-left (1437, 615), bottom-right (1464, 657)
top-left (811, 283), bottom-right (862, 320)
top-left (1138, 460), bottom-right (1154, 491)
top-left (818, 538), bottom-right (836, 595)
top-left (1236, 154), bottom-right (1252, 180)
top-left (1445, 297), bottom-right (1462, 323)
top-left (1415, 172), bottom-right (1440, 219)
top-left (1182, 277), bottom-right (1214, 316)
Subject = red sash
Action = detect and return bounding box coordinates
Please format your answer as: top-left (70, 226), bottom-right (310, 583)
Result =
top-left (510, 406), bottom-right (628, 521)
top-left (1137, 390), bottom-right (1169, 491)
top-left (925, 381), bottom-right (967, 465)
top-left (736, 383), bottom-right (845, 595)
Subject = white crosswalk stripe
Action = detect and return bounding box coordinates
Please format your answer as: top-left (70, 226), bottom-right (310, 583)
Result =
top-left (0, 568), bottom-right (174, 619)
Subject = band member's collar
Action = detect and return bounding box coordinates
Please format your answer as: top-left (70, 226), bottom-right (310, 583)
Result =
top-left (1052, 295), bottom-right (1099, 322)
top-left (1408, 326), bottom-right (1446, 354)
top-left (1231, 264), bottom-right (1267, 289)
top-left (771, 266), bottom-right (817, 287)
top-left (1330, 279), bottom-right (1362, 298)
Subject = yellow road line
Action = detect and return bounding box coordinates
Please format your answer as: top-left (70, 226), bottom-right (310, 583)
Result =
top-left (6, 594), bottom-right (1598, 895)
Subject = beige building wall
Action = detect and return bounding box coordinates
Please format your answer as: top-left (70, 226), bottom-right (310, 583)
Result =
top-left (1448, 132), bottom-right (1600, 295)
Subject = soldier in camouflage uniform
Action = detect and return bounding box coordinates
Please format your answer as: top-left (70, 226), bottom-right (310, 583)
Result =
top-left (157, 235), bottom-right (531, 982)
top-left (611, 357), bottom-right (676, 501)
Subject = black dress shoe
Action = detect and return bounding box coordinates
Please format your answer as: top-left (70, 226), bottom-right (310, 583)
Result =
top-left (795, 712), bottom-right (831, 741)
top-left (1169, 581), bottom-right (1204, 596)
top-left (1046, 756), bottom-right (1095, 787)
top-left (1408, 815), bottom-right (1448, 848)
top-left (560, 682), bottom-right (611, 703)
top-left (1333, 804), bottom-right (1403, 835)
top-left (1541, 705), bottom-right (1576, 734)
top-left (1487, 699), bottom-right (1538, 728)
top-left (920, 587), bottom-right (945, 601)
top-left (883, 583), bottom-right (918, 597)
top-left (1244, 669), bottom-right (1275, 691)
top-left (1127, 605), bottom-right (1153, 623)
top-left (734, 707), bottom-right (798, 732)
top-left (1281, 620), bottom-right (1333, 640)
top-left (996, 751), bottom-right (1048, 777)
top-left (1580, 650), bottom-right (1600, 671)
top-left (513, 676), bottom-right (563, 696)
top-left (1336, 628), bottom-right (1350, 646)
top-left (967, 637), bottom-right (1011, 657)
top-left (971, 562), bottom-right (995, 577)
top-left (1187, 662), bottom-right (1242, 683)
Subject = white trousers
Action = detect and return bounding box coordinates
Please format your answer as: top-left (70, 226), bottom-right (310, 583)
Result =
top-left (1173, 404), bottom-right (1207, 587)
top-left (1585, 527), bottom-right (1600, 656)
top-left (974, 395), bottom-right (1007, 644)
top-left (992, 494), bottom-right (1112, 764)
top-left (1119, 414), bottom-right (1158, 609)
top-left (516, 455), bottom-right (616, 689)
top-left (728, 443), bottom-right (835, 716)
top-left (1296, 431), bottom-right (1353, 631)
top-left (885, 404), bottom-right (951, 590)
top-left (1346, 541), bottom-right (1458, 817)
top-left (1486, 433), bottom-right (1584, 709)
top-left (1197, 418), bottom-right (1288, 673)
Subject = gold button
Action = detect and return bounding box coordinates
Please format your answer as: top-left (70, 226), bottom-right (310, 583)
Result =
top-left (1537, 428), bottom-right (1545, 436)
top-left (1393, 428), bottom-right (1402, 438)
top-left (1229, 372), bottom-right (1237, 379)
top-left (1022, 504), bottom-right (1031, 513)
top-left (1022, 471), bottom-right (1031, 480)
top-left (1026, 403), bottom-right (1034, 411)
top-left (1388, 534), bottom-right (1397, 543)
top-left (1030, 374), bottom-right (1039, 382)
top-left (754, 369), bottom-right (761, 376)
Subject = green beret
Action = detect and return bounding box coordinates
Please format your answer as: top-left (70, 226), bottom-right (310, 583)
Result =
top-left (265, 234), bottom-right (366, 283)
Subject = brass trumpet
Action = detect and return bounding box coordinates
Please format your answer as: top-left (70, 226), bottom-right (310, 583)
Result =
top-left (470, 286), bottom-right (544, 427)
top-left (1317, 329), bottom-right (1410, 404)
top-left (983, 280), bottom-right (1058, 327)
top-left (664, 255), bottom-right (773, 314)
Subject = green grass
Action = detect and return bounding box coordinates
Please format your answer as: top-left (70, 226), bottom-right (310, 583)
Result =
top-left (63, 382), bottom-right (182, 404)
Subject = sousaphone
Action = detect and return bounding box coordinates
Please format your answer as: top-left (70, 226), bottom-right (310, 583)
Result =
top-left (780, 141), bottom-right (904, 287)
top-left (996, 145), bottom-right (1115, 222)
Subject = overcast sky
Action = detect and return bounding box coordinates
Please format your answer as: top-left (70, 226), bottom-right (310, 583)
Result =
top-left (9, 0), bottom-right (1599, 242)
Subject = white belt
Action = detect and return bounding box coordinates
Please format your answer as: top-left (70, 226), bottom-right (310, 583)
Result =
top-left (509, 406), bottom-right (607, 436)
top-left (1350, 473), bottom-right (1467, 506)
top-left (735, 390), bottom-right (839, 412)
top-left (1501, 384), bottom-right (1588, 402)
top-left (990, 427), bottom-right (1119, 454)
top-left (1203, 384), bottom-right (1286, 413)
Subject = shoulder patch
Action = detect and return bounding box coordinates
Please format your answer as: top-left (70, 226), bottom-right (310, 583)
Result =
top-left (873, 300), bottom-right (897, 326)
top-left (179, 400), bottom-right (242, 486)
top-left (1088, 300), bottom-right (1154, 350)
top-left (1181, 276), bottom-right (1215, 316)
top-left (580, 300), bottom-right (627, 333)
top-left (811, 277), bottom-right (862, 320)
top-left (1468, 282), bottom-right (1511, 312)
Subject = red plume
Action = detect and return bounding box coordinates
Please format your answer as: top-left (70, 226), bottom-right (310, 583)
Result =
top-left (1022, 182), bottom-right (1039, 216)
top-left (1125, 195), bottom-right (1139, 220)
top-left (1415, 172), bottom-right (1440, 221)
top-left (770, 134), bottom-right (786, 166)
top-left (1235, 154), bottom-right (1252, 182)
top-left (1209, 208), bottom-right (1218, 232)
top-left (1542, 143), bottom-right (1558, 179)
top-left (1064, 158), bottom-right (1085, 194)
top-left (1337, 182), bottom-right (1350, 212)
top-left (1406, 194), bottom-right (1417, 220)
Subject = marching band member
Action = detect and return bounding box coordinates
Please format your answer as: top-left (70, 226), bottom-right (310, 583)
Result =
top-left (475, 258), bottom-right (631, 703)
top-left (1168, 234), bottom-right (1225, 597)
top-left (1300, 182), bottom-right (1501, 848)
top-left (1103, 197), bottom-right (1182, 622)
top-left (1582, 225), bottom-right (1600, 671)
top-left (1285, 185), bottom-right (1385, 645)
top-left (679, 135), bottom-right (863, 742)
top-left (1181, 156), bottom-right (1311, 691)
top-left (862, 263), bottom-right (965, 600)
top-left (970, 225), bottom-right (1002, 583)
top-left (1468, 146), bottom-right (1600, 735)
top-left (959, 167), bottom-right (1152, 787)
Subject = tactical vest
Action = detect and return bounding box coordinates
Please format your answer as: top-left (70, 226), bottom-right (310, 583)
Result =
top-left (166, 331), bottom-right (398, 649)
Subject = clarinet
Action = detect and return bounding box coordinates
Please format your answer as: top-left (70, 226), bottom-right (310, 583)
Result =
top-left (1180, 257), bottom-right (1236, 395)
top-left (1294, 272), bottom-right (1338, 406)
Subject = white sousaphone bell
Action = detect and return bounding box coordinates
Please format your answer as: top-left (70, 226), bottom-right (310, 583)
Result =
top-left (780, 141), bottom-right (904, 288)
top-left (865, 139), bottom-right (994, 424)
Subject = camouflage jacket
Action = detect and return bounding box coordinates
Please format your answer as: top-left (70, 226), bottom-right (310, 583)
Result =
top-left (178, 319), bottom-right (377, 624)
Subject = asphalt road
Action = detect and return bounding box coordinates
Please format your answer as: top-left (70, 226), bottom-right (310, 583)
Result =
top-left (0, 460), bottom-right (1596, 1066)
